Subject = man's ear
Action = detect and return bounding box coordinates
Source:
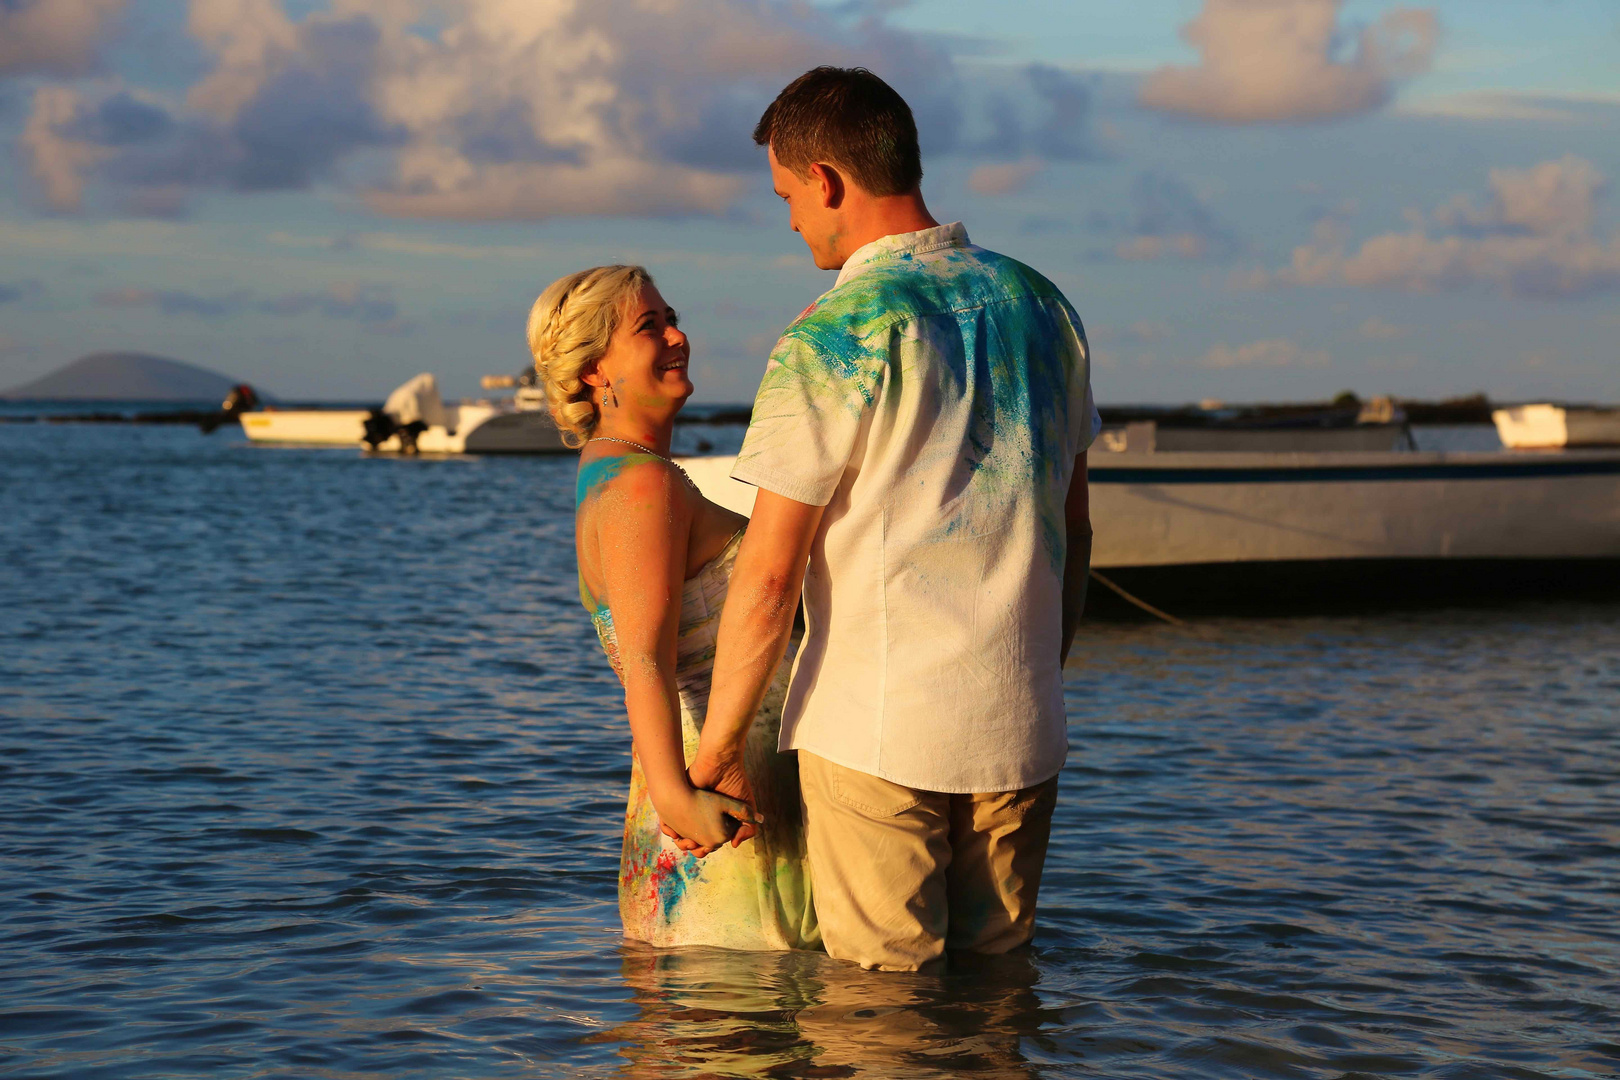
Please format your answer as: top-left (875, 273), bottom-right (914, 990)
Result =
top-left (807, 162), bottom-right (845, 210)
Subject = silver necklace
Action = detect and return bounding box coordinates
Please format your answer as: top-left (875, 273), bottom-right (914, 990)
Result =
top-left (589, 435), bottom-right (698, 490)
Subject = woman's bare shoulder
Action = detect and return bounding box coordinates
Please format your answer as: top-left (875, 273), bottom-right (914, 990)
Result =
top-left (576, 451), bottom-right (687, 506)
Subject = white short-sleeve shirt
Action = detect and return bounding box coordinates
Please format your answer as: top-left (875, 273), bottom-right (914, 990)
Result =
top-left (732, 223), bottom-right (1099, 793)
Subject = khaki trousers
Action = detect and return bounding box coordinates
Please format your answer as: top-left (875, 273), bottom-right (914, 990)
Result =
top-left (799, 751), bottom-right (1059, 971)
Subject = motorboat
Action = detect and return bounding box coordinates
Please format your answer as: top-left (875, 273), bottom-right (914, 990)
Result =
top-left (674, 442), bottom-right (1620, 616)
top-left (238, 373), bottom-right (568, 454)
top-left (1094, 395), bottom-right (1415, 453)
top-left (1493, 404), bottom-right (1620, 449)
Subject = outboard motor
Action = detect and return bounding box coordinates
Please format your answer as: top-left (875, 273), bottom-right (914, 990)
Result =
top-left (199, 384), bottom-right (259, 434)
top-left (360, 411), bottom-right (427, 452)
top-left (394, 420), bottom-right (428, 454)
top-left (362, 374), bottom-right (443, 451)
top-left (361, 408), bottom-right (398, 449)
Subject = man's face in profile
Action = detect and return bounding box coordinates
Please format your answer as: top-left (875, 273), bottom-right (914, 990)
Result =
top-left (768, 145), bottom-right (844, 271)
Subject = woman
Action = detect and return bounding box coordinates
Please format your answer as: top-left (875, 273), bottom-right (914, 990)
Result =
top-left (528, 265), bottom-right (817, 952)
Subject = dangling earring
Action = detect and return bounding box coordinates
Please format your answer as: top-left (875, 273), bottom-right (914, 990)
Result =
top-left (602, 384), bottom-right (619, 408)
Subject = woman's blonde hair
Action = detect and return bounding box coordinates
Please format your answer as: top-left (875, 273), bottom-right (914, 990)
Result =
top-left (527, 264), bottom-right (654, 448)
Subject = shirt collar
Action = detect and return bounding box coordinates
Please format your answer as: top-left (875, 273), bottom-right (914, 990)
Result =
top-left (834, 222), bottom-right (969, 288)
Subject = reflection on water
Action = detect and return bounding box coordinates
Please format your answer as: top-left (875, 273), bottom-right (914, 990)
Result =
top-left (608, 946), bottom-right (1045, 1078)
top-left (2, 424), bottom-right (1617, 1078)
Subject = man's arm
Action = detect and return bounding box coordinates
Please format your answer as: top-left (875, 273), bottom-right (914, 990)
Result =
top-left (689, 489), bottom-right (825, 844)
top-left (1060, 451), bottom-right (1092, 666)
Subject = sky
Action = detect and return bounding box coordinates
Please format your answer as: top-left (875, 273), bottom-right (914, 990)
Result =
top-left (1, 0), bottom-right (1617, 405)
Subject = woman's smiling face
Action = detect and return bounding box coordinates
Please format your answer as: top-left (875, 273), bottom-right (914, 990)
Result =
top-left (595, 284), bottom-right (692, 412)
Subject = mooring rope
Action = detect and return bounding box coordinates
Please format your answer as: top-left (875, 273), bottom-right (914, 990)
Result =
top-left (1090, 570), bottom-right (1187, 626)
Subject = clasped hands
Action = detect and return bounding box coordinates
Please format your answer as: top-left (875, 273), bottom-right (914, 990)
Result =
top-left (657, 744), bottom-right (760, 858)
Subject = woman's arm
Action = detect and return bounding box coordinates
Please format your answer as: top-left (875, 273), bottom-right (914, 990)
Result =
top-left (689, 490), bottom-right (823, 846)
top-left (594, 459), bottom-right (758, 850)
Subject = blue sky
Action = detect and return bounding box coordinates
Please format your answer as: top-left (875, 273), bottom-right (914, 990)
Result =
top-left (2, 0), bottom-right (1617, 405)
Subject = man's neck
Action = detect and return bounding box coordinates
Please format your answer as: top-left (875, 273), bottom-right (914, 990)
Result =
top-left (834, 192), bottom-right (940, 266)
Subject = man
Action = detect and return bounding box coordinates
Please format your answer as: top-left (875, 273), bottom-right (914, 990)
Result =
top-left (691, 66), bottom-right (1098, 971)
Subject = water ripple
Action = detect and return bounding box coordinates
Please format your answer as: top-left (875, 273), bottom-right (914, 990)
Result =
top-left (2, 425), bottom-right (1617, 1078)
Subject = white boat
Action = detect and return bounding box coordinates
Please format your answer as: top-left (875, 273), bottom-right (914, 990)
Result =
top-left (675, 449), bottom-right (1620, 614)
top-left (1095, 422), bottom-right (1412, 454)
top-left (240, 373), bottom-right (568, 454)
top-left (1085, 449), bottom-right (1620, 561)
top-left (1493, 404), bottom-right (1620, 449)
top-left (240, 409), bottom-right (369, 445)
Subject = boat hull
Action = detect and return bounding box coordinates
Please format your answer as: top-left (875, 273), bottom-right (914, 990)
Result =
top-left (240, 406), bottom-right (567, 453)
top-left (240, 410), bottom-right (369, 445)
top-left (1085, 556), bottom-right (1620, 616)
top-left (454, 408), bottom-right (568, 453)
top-left (1494, 404), bottom-right (1620, 448)
top-left (1089, 451), bottom-right (1620, 566)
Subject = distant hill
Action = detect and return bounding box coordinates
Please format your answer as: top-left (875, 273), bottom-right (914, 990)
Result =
top-left (0, 352), bottom-right (257, 401)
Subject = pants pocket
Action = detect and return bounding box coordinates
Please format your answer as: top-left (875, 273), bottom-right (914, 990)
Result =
top-left (997, 774), bottom-right (1060, 821)
top-left (829, 766), bottom-right (923, 818)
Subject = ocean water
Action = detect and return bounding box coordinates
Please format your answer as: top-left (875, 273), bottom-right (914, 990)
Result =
top-left (2, 423), bottom-right (1617, 1079)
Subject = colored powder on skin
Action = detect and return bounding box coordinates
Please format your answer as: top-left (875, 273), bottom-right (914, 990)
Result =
top-left (576, 456), bottom-right (627, 624)
top-left (576, 453), bottom-right (631, 505)
top-left (577, 448), bottom-right (688, 507)
top-left (574, 449), bottom-right (678, 613)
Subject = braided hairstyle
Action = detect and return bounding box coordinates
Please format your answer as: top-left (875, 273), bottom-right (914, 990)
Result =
top-left (527, 265), bottom-right (654, 448)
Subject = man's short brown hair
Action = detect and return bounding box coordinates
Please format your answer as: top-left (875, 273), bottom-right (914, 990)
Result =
top-left (753, 67), bottom-right (922, 197)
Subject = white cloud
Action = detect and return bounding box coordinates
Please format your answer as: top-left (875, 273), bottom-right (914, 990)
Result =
top-left (1091, 321), bottom-right (1173, 344)
top-left (0, 0), bottom-right (125, 75)
top-left (967, 159), bottom-right (1043, 196)
top-left (1441, 156), bottom-right (1603, 238)
top-left (21, 85), bottom-right (112, 211)
top-left (962, 64), bottom-right (1103, 196)
top-left (1116, 234), bottom-right (1208, 260)
top-left (0, 217), bottom-right (193, 258)
top-left (95, 280), bottom-right (400, 321)
top-left (1394, 92), bottom-right (1578, 123)
top-left (1269, 156), bottom-right (1620, 298)
top-left (1139, 0), bottom-right (1438, 123)
top-left (1357, 316), bottom-right (1405, 339)
top-left (1097, 171), bottom-right (1240, 261)
top-left (263, 230), bottom-right (801, 273)
top-left (1396, 89), bottom-right (1620, 123)
top-left (18, 0), bottom-right (957, 221)
top-left (185, 0), bottom-right (299, 121)
top-left (1126, 320), bottom-right (1172, 342)
top-left (1200, 338), bottom-right (1329, 369)
top-left (971, 64), bottom-right (1098, 161)
top-left (95, 285), bottom-right (249, 316)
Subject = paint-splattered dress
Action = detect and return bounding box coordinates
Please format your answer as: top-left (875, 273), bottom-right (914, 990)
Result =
top-left (589, 531), bottom-right (819, 951)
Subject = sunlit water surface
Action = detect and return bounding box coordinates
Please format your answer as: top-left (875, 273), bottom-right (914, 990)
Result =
top-left (2, 424), bottom-right (1616, 1079)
